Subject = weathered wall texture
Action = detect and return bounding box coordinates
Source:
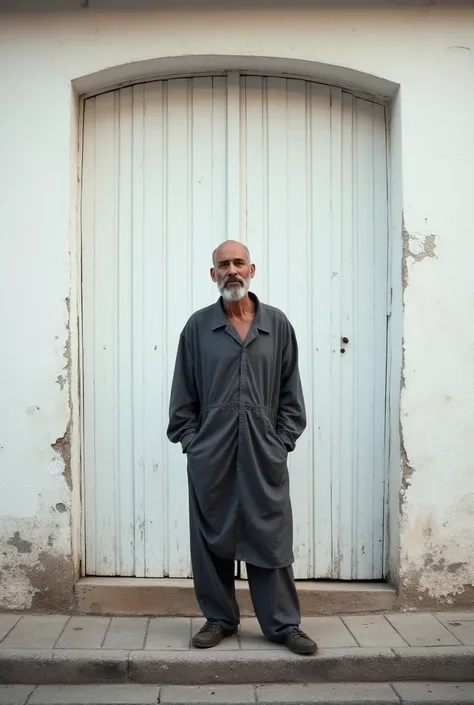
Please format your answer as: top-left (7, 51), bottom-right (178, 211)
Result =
top-left (0, 4), bottom-right (473, 610)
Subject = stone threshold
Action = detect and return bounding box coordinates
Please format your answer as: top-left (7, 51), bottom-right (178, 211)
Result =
top-left (76, 578), bottom-right (397, 616)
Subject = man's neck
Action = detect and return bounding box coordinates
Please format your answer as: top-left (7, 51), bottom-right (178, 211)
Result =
top-left (223, 293), bottom-right (255, 320)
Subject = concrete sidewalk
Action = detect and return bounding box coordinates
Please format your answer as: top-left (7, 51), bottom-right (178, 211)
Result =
top-left (3, 683), bottom-right (474, 705)
top-left (0, 612), bottom-right (473, 685)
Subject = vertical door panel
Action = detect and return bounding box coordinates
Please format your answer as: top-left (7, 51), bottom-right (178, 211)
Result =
top-left (83, 78), bottom-right (227, 577)
top-left (240, 79), bottom-right (388, 579)
top-left (309, 83), bottom-right (333, 578)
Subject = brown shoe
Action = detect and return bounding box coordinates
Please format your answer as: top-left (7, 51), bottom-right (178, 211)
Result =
top-left (283, 627), bottom-right (318, 655)
top-left (192, 621), bottom-right (237, 649)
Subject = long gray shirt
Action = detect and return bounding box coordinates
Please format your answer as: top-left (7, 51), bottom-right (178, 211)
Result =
top-left (167, 293), bottom-right (306, 569)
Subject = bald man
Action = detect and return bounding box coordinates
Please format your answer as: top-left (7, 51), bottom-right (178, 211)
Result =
top-left (167, 240), bottom-right (317, 655)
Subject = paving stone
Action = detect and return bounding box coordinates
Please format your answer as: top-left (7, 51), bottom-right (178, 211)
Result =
top-left (192, 619), bottom-right (239, 651)
top-left (0, 685), bottom-right (36, 705)
top-left (29, 685), bottom-right (159, 704)
top-left (435, 613), bottom-right (474, 646)
top-left (238, 619), bottom-right (284, 650)
top-left (2, 616), bottom-right (69, 649)
top-left (385, 613), bottom-right (460, 647)
top-left (239, 617), bottom-right (356, 650)
top-left (161, 685), bottom-right (255, 703)
top-left (145, 618), bottom-right (190, 650)
top-left (393, 681), bottom-right (474, 703)
top-left (255, 683), bottom-right (399, 703)
top-left (102, 618), bottom-right (148, 650)
top-left (56, 617), bottom-right (110, 650)
top-left (0, 616), bottom-right (22, 644)
top-left (342, 615), bottom-right (407, 647)
top-left (302, 617), bottom-right (358, 648)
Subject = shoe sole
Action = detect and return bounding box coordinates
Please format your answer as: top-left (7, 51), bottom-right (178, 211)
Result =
top-left (284, 643), bottom-right (318, 656)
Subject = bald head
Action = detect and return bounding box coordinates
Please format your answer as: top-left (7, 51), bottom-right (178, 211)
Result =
top-left (212, 240), bottom-right (251, 267)
top-left (210, 240), bottom-right (255, 302)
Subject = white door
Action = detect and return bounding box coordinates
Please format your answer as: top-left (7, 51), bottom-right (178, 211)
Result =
top-left (81, 75), bottom-right (388, 580)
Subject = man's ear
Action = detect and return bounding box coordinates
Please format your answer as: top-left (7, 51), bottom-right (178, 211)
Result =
top-left (210, 267), bottom-right (217, 282)
top-left (250, 264), bottom-right (256, 279)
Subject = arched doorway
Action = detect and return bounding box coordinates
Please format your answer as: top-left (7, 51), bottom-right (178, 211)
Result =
top-left (81, 73), bottom-right (389, 580)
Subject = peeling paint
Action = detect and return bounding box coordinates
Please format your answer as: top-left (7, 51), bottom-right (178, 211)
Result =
top-left (402, 217), bottom-right (437, 287)
top-left (29, 552), bottom-right (74, 612)
top-left (7, 532), bottom-right (32, 554)
top-left (49, 297), bottom-right (73, 491)
top-left (0, 513), bottom-right (74, 612)
top-left (400, 421), bottom-right (415, 509)
top-left (51, 418), bottom-right (72, 491)
top-left (400, 511), bottom-right (474, 606)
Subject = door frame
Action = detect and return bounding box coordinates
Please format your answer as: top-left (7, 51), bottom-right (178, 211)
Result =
top-left (74, 65), bottom-right (402, 583)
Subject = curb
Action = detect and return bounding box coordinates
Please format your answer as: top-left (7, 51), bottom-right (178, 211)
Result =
top-left (0, 647), bottom-right (473, 685)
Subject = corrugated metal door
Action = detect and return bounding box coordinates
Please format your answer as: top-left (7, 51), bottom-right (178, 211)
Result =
top-left (81, 75), bottom-right (388, 579)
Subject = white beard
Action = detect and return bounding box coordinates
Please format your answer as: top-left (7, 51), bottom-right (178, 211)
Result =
top-left (219, 276), bottom-right (251, 302)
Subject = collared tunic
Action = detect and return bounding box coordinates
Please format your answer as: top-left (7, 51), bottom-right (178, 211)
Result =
top-left (167, 293), bottom-right (306, 569)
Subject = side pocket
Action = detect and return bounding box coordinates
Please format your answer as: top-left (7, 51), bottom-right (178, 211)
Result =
top-left (263, 412), bottom-right (288, 455)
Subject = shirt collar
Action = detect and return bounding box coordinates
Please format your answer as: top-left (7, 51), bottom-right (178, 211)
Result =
top-left (211, 292), bottom-right (270, 333)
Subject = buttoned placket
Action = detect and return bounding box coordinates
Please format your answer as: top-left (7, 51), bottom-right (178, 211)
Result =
top-left (225, 324), bottom-right (259, 560)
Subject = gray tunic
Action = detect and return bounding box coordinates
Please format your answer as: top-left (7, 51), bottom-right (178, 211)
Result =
top-left (167, 293), bottom-right (306, 569)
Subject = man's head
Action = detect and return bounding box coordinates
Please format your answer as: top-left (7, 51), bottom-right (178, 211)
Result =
top-left (211, 240), bottom-right (255, 302)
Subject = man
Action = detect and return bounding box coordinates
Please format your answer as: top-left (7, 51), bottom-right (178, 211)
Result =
top-left (167, 240), bottom-right (317, 656)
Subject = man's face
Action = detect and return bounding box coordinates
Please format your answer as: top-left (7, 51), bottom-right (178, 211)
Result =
top-left (211, 242), bottom-right (255, 302)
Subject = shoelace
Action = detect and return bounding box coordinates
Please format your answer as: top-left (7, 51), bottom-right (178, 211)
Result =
top-left (200, 621), bottom-right (223, 634)
top-left (287, 626), bottom-right (310, 639)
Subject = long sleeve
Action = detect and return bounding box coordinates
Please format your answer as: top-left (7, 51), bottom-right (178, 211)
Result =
top-left (276, 323), bottom-right (307, 452)
top-left (167, 332), bottom-right (200, 453)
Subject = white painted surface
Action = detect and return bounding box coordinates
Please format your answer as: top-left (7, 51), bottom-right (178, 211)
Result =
top-left (82, 76), bottom-right (388, 580)
top-left (0, 6), bottom-right (473, 605)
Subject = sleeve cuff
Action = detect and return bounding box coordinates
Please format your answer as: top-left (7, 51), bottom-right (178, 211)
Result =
top-left (277, 432), bottom-right (294, 453)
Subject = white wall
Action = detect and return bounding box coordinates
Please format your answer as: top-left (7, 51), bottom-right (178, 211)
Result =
top-left (0, 5), bottom-right (473, 609)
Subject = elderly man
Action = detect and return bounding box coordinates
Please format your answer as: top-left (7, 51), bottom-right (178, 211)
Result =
top-left (167, 240), bottom-right (317, 655)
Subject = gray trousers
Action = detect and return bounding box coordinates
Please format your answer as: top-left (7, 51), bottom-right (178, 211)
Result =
top-left (191, 536), bottom-right (301, 641)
